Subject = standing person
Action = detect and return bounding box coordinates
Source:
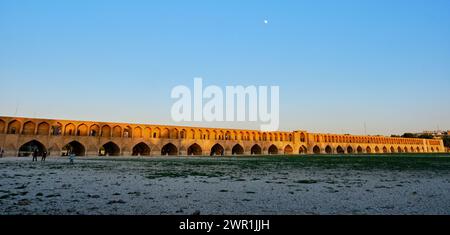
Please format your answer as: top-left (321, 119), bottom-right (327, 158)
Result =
top-left (41, 151), bottom-right (47, 162)
top-left (69, 153), bottom-right (75, 164)
top-left (0, 148), bottom-right (3, 158)
top-left (32, 149), bottom-right (38, 162)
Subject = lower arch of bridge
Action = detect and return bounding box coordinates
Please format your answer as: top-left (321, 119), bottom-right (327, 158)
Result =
top-left (375, 146), bottom-right (380, 153)
top-left (268, 145), bottom-right (278, 154)
top-left (251, 144), bottom-right (262, 155)
top-left (99, 142), bottom-right (120, 156)
top-left (62, 141), bottom-right (85, 156)
top-left (18, 140), bottom-right (47, 157)
top-left (132, 142), bottom-right (150, 156)
top-left (210, 144), bottom-right (224, 156)
top-left (313, 145), bottom-right (320, 154)
top-left (161, 143), bottom-right (178, 156)
top-left (383, 146), bottom-right (388, 153)
top-left (347, 146), bottom-right (354, 154)
top-left (357, 146), bottom-right (363, 154)
top-left (187, 143), bottom-right (202, 156)
top-left (284, 145), bottom-right (293, 154)
top-left (336, 146), bottom-right (344, 154)
top-left (397, 146), bottom-right (402, 153)
top-left (299, 145), bottom-right (307, 154)
top-left (232, 144), bottom-right (244, 155)
top-left (325, 145), bottom-right (332, 154)
top-left (366, 146), bottom-right (372, 153)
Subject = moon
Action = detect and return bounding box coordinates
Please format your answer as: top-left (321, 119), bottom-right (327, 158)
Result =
top-left (264, 19), bottom-right (269, 24)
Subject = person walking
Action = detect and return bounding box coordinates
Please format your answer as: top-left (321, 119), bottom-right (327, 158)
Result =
top-left (32, 149), bottom-right (38, 162)
top-left (41, 151), bottom-right (47, 162)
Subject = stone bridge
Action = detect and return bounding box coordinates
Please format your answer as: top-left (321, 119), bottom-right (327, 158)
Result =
top-left (0, 116), bottom-right (445, 157)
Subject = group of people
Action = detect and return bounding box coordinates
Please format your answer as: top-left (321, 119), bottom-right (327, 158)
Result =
top-left (31, 150), bottom-right (47, 162)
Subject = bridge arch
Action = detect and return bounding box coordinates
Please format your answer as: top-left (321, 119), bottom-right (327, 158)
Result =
top-left (22, 121), bottom-right (36, 135)
top-left (268, 144), bottom-right (278, 154)
top-left (232, 144), bottom-right (244, 155)
top-left (37, 122), bottom-right (50, 135)
top-left (390, 146), bottom-right (395, 153)
top-left (299, 145), bottom-right (307, 154)
top-left (383, 146), bottom-right (388, 153)
top-left (101, 125), bottom-right (111, 137)
top-left (336, 146), bottom-right (344, 154)
top-left (375, 146), bottom-right (380, 153)
top-left (313, 145), bottom-right (321, 154)
top-left (347, 146), bottom-right (354, 154)
top-left (251, 144), bottom-right (262, 155)
top-left (325, 145), bottom-right (332, 154)
top-left (0, 119), bottom-right (5, 133)
top-left (366, 146), bottom-right (372, 153)
top-left (62, 141), bottom-right (86, 156)
top-left (210, 143), bottom-right (224, 156)
top-left (187, 143), bottom-right (202, 156)
top-left (18, 140), bottom-right (47, 157)
top-left (397, 146), bottom-right (402, 153)
top-left (284, 145), bottom-right (293, 154)
top-left (161, 143), bottom-right (178, 155)
top-left (7, 120), bottom-right (21, 134)
top-left (132, 142), bottom-right (150, 156)
top-left (99, 141), bottom-right (120, 156)
top-left (357, 146), bottom-right (363, 154)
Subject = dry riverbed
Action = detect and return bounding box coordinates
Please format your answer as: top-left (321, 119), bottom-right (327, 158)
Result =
top-left (1, 154), bottom-right (450, 215)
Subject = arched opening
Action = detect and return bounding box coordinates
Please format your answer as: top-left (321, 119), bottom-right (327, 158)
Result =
top-left (251, 144), bottom-right (262, 155)
top-left (187, 143), bottom-right (202, 156)
top-left (375, 146), bottom-right (380, 153)
top-left (325, 145), bottom-right (332, 154)
top-left (112, 126), bottom-right (122, 138)
top-left (404, 147), bottom-right (408, 153)
top-left (101, 125), bottom-right (111, 137)
top-left (416, 146), bottom-right (421, 153)
top-left (397, 146), bottom-right (402, 153)
top-left (99, 142), bottom-right (120, 156)
top-left (232, 144), bottom-right (244, 155)
top-left (210, 144), bottom-right (224, 156)
top-left (410, 146), bottom-right (415, 153)
top-left (299, 145), bottom-right (307, 154)
top-left (18, 140), bottom-right (47, 157)
top-left (22, 121), bottom-right (36, 135)
top-left (284, 145), bottom-right (293, 154)
top-left (161, 143), bottom-right (178, 156)
top-left (390, 146), bottom-right (395, 153)
top-left (300, 133), bottom-right (306, 142)
top-left (268, 145), bottom-right (278, 154)
top-left (313, 145), bottom-right (321, 154)
top-left (64, 123), bottom-right (76, 136)
top-left (383, 146), bottom-right (388, 153)
top-left (37, 122), bottom-right (50, 135)
top-left (336, 146), bottom-right (344, 154)
top-left (0, 119), bottom-right (5, 133)
top-left (62, 141), bottom-right (86, 156)
top-left (132, 142), bottom-right (150, 156)
top-left (7, 120), bottom-right (21, 134)
top-left (347, 146), bottom-right (354, 154)
top-left (366, 146), bottom-right (372, 153)
top-left (357, 146), bottom-right (363, 154)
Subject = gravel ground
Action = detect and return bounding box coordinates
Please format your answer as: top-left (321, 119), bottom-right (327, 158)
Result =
top-left (1, 155), bottom-right (450, 215)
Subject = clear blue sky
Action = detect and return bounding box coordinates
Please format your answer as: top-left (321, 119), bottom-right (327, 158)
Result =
top-left (1, 0), bottom-right (449, 135)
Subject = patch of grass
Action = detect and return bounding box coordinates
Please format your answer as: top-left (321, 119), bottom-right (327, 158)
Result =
top-left (295, 179), bottom-right (318, 184)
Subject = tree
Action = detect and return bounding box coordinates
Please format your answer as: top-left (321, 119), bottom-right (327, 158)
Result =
top-left (417, 134), bottom-right (433, 139)
top-left (443, 136), bottom-right (450, 148)
top-left (401, 133), bottom-right (416, 138)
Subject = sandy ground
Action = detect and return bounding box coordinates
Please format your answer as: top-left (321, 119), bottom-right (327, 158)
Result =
top-left (1, 155), bottom-right (450, 215)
